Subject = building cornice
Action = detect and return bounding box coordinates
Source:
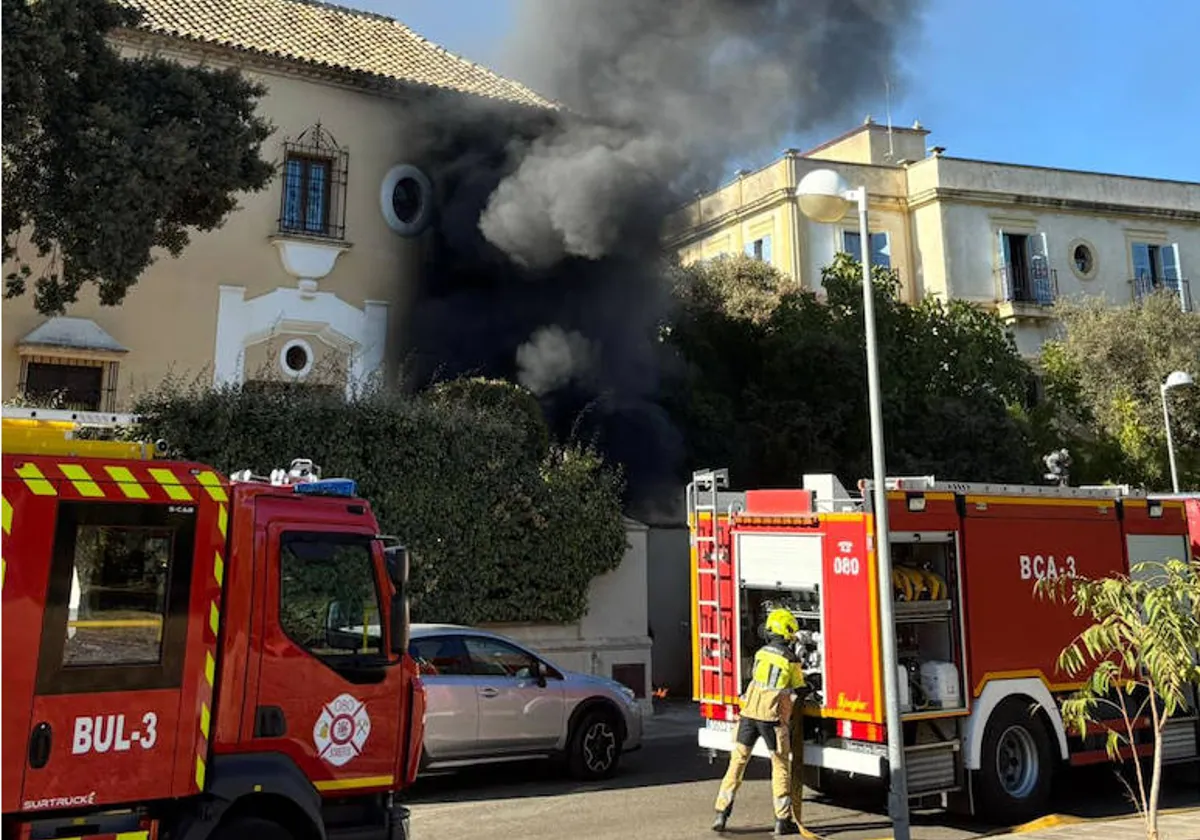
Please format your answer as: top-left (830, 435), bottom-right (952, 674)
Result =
top-left (665, 188), bottom-right (908, 249)
top-left (906, 187), bottom-right (1200, 224)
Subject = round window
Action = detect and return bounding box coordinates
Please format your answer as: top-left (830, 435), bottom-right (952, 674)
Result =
top-left (279, 339), bottom-right (314, 379)
top-left (1073, 244), bottom-right (1093, 275)
top-left (380, 164), bottom-right (433, 237)
top-left (391, 177), bottom-right (423, 224)
top-left (1068, 240), bottom-right (1098, 280)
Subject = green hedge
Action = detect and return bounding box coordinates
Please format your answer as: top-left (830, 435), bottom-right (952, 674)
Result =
top-left (130, 374), bottom-right (628, 625)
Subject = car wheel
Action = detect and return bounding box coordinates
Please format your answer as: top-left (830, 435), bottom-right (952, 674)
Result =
top-left (568, 708), bottom-right (621, 780)
top-left (975, 698), bottom-right (1056, 824)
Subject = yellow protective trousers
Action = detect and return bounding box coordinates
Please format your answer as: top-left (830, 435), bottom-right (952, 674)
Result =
top-left (713, 716), bottom-right (801, 822)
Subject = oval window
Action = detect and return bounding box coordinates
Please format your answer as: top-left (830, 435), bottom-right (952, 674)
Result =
top-left (380, 164), bottom-right (433, 237)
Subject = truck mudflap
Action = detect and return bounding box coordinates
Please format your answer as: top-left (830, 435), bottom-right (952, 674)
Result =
top-left (697, 722), bottom-right (885, 778)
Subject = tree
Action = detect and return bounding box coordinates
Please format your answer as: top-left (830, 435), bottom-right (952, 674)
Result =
top-left (1039, 291), bottom-right (1200, 489)
top-left (1036, 559), bottom-right (1200, 840)
top-left (2, 0), bottom-right (275, 315)
top-left (663, 252), bottom-right (1040, 488)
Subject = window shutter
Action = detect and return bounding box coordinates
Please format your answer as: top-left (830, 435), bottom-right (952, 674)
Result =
top-left (997, 230), bottom-right (1011, 300)
top-left (871, 232), bottom-right (891, 270)
top-left (1030, 232), bottom-right (1052, 304)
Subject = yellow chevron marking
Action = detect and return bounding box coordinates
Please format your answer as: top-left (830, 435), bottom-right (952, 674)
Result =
top-left (105, 465), bottom-right (150, 499)
top-left (148, 468), bottom-right (193, 501)
top-left (213, 552), bottom-right (224, 587)
top-left (2, 495), bottom-right (12, 534)
top-left (208, 602), bottom-right (219, 637)
top-left (196, 471), bottom-right (229, 502)
top-left (200, 702), bottom-right (211, 739)
top-left (15, 463), bottom-right (56, 496)
top-left (195, 755), bottom-right (206, 790)
top-left (205, 651), bottom-right (216, 686)
top-left (58, 463), bottom-right (104, 497)
top-left (217, 503), bottom-right (228, 539)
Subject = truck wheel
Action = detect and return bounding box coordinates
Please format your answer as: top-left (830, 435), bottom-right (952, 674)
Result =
top-left (212, 816), bottom-right (296, 840)
top-left (976, 699), bottom-right (1055, 825)
top-left (568, 708), bottom-right (621, 781)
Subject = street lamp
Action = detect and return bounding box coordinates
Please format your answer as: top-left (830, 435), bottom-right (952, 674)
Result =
top-left (1161, 370), bottom-right (1195, 493)
top-left (796, 168), bottom-right (911, 840)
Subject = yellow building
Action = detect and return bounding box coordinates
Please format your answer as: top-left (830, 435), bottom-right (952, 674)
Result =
top-left (665, 119), bottom-right (1200, 357)
top-left (2, 0), bottom-right (554, 411)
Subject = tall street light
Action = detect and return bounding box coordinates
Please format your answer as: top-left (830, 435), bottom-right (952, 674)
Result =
top-left (795, 168), bottom-right (910, 840)
top-left (1161, 370), bottom-right (1195, 493)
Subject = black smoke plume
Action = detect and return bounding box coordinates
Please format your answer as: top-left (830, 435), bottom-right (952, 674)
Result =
top-left (400, 0), bottom-right (925, 521)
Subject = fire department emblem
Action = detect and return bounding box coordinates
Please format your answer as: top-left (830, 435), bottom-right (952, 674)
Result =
top-left (313, 693), bottom-right (371, 767)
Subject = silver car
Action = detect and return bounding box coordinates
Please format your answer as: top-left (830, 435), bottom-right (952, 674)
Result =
top-left (408, 623), bottom-right (644, 780)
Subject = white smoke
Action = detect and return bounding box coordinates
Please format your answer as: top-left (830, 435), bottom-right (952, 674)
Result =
top-left (515, 325), bottom-right (597, 395)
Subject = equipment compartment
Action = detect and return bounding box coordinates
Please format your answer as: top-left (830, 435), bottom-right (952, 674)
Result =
top-left (739, 586), bottom-right (825, 703)
top-left (890, 535), bottom-right (967, 717)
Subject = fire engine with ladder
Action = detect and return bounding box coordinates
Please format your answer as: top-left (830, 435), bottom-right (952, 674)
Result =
top-left (2, 408), bottom-right (426, 840)
top-left (688, 467), bottom-right (1200, 824)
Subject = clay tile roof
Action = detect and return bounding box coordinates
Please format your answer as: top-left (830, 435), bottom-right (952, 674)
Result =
top-left (116, 0), bottom-right (557, 110)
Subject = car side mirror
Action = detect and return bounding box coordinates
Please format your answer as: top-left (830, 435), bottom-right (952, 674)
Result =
top-left (324, 601), bottom-right (361, 651)
top-left (535, 660), bottom-right (549, 688)
top-left (385, 545), bottom-right (410, 656)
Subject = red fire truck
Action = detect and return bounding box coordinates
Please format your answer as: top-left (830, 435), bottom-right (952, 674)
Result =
top-left (2, 408), bottom-right (426, 840)
top-left (687, 468), bottom-right (1200, 824)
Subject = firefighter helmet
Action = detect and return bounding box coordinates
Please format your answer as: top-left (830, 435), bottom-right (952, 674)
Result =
top-left (765, 608), bottom-right (799, 641)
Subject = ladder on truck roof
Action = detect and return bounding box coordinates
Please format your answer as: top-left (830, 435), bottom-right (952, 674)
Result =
top-left (868, 474), bottom-right (1142, 500)
top-left (1, 406), bottom-right (158, 460)
top-left (691, 468), bottom-right (731, 708)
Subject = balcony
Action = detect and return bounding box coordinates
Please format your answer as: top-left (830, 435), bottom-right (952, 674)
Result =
top-left (995, 266), bottom-right (1058, 322)
top-left (1132, 276), bottom-right (1193, 312)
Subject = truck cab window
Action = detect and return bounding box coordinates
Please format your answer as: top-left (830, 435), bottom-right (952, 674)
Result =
top-left (279, 532), bottom-right (384, 660)
top-left (65, 526), bottom-right (172, 667)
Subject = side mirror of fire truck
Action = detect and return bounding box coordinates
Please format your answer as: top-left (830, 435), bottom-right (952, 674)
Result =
top-left (384, 545), bottom-right (411, 657)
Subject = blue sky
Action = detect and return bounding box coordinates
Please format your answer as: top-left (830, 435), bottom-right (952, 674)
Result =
top-left (361, 0), bottom-right (1199, 183)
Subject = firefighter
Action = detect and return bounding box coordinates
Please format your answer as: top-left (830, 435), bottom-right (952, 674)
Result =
top-left (711, 607), bottom-right (807, 836)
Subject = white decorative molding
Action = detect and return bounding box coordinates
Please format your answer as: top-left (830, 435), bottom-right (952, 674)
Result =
top-left (214, 285), bottom-right (388, 398)
top-left (269, 236), bottom-right (351, 288)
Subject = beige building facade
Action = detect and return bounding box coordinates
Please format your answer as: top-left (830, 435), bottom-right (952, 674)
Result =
top-left (1, 0), bottom-right (553, 411)
top-left (666, 120), bottom-right (1200, 358)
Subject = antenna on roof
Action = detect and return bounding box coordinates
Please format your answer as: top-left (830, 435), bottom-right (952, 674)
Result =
top-left (884, 76), bottom-right (895, 163)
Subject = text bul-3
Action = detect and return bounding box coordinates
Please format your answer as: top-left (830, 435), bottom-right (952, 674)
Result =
top-left (71, 711), bottom-right (159, 755)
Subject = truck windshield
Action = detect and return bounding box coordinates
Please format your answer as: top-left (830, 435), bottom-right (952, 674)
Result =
top-left (279, 532), bottom-right (384, 660)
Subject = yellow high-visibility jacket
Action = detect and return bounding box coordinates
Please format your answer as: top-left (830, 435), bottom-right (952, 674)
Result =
top-left (739, 641), bottom-right (806, 723)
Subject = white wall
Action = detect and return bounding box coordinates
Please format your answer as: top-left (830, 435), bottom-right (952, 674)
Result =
top-left (482, 518), bottom-right (654, 714)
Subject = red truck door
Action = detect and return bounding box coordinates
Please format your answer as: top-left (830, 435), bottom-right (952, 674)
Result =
top-left (7, 457), bottom-right (223, 811)
top-left (242, 494), bottom-right (407, 794)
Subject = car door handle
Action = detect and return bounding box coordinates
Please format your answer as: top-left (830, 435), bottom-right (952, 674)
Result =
top-left (480, 687), bottom-right (499, 699)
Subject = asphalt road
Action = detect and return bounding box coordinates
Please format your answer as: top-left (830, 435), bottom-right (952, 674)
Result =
top-left (404, 731), bottom-right (1200, 840)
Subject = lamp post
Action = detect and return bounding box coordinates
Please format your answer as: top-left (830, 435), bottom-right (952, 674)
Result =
top-left (796, 168), bottom-right (910, 840)
top-left (1161, 370), bottom-right (1195, 493)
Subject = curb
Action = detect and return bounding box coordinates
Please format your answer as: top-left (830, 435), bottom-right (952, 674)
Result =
top-left (846, 806), bottom-right (1200, 840)
top-left (980, 805), bottom-right (1200, 838)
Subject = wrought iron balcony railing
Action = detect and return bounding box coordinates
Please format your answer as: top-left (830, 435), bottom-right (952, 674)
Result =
top-left (1132, 276), bottom-right (1193, 312)
top-left (998, 266), bottom-right (1058, 306)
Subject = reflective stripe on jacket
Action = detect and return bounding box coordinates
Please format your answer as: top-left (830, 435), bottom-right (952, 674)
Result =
top-left (739, 641), bottom-right (806, 722)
